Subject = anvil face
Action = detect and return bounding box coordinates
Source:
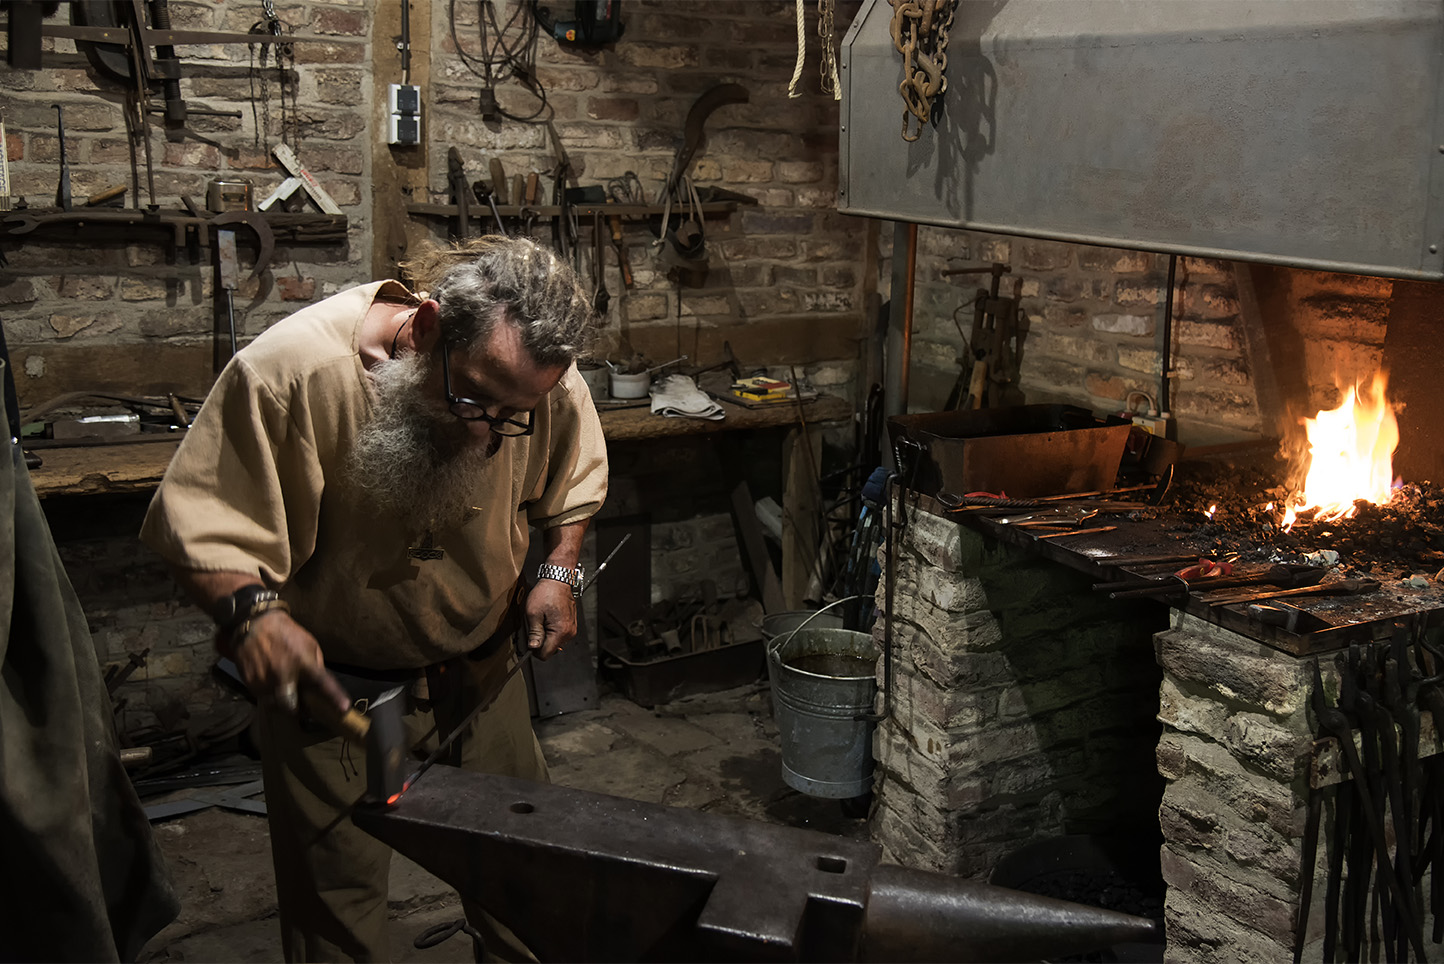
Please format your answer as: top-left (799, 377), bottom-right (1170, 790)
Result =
top-left (354, 768), bottom-right (1160, 963)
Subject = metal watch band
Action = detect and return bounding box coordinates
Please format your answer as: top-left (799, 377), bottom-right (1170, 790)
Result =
top-left (536, 562), bottom-right (584, 598)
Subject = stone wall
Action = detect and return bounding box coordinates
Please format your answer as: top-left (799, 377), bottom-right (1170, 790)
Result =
top-left (1154, 612), bottom-right (1314, 962)
top-left (871, 505), bottom-right (1443, 962)
top-left (871, 502), bottom-right (1167, 876)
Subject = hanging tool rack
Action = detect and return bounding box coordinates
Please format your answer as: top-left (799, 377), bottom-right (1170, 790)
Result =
top-left (2, 6), bottom-right (351, 243)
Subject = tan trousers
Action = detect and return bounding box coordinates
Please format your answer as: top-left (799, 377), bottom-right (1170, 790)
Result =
top-left (256, 647), bottom-right (548, 963)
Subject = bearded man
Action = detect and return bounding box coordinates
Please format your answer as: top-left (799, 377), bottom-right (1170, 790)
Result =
top-left (141, 236), bottom-right (607, 961)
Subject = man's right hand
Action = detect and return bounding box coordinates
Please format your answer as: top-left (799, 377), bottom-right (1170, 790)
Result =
top-left (170, 566), bottom-right (353, 717)
top-left (228, 609), bottom-right (352, 715)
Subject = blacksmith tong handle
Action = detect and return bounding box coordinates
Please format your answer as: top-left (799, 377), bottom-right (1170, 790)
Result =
top-left (1361, 658), bottom-right (1420, 962)
top-left (1298, 662), bottom-right (1327, 964)
top-left (1417, 678), bottom-right (1444, 942)
top-left (53, 104), bottom-right (72, 211)
top-left (1319, 661), bottom-right (1427, 960)
top-left (1386, 638), bottom-right (1425, 939)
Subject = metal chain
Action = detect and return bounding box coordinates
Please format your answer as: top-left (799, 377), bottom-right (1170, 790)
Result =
top-left (248, 1), bottom-right (296, 152)
top-left (889, 0), bottom-right (954, 141)
top-left (818, 0), bottom-right (840, 99)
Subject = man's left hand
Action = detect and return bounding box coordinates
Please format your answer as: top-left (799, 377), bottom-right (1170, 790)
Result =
top-left (525, 578), bottom-right (577, 659)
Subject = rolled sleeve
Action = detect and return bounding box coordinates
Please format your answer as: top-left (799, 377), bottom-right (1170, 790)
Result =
top-left (526, 367), bottom-right (608, 529)
top-left (140, 358), bottom-right (324, 586)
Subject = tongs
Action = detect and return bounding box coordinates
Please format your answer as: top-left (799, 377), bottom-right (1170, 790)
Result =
top-left (996, 507), bottom-right (1099, 528)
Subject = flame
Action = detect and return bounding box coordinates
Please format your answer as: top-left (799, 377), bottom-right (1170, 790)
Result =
top-left (1281, 373), bottom-right (1398, 529)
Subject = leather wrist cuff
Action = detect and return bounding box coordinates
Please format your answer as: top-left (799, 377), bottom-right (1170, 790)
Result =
top-left (230, 598), bottom-right (291, 649)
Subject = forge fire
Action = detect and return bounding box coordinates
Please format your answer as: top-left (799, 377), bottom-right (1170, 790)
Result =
top-left (1171, 373), bottom-right (1442, 583)
top-left (1282, 372), bottom-right (1401, 530)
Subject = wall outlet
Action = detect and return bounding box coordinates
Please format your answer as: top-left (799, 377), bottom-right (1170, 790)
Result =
top-left (388, 114), bottom-right (420, 147)
top-left (388, 83), bottom-right (421, 146)
top-left (388, 83), bottom-right (421, 115)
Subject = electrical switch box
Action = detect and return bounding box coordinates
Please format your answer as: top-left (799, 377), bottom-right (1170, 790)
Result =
top-left (387, 83), bottom-right (422, 146)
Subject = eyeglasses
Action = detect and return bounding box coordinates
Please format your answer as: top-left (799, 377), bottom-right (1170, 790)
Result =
top-left (440, 345), bottom-right (535, 436)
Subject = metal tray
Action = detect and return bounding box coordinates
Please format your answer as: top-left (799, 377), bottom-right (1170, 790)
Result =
top-left (599, 638), bottom-right (766, 708)
top-left (887, 404), bottom-right (1132, 499)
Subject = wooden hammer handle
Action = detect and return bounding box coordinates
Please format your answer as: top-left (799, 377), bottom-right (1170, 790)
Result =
top-left (302, 688), bottom-right (370, 743)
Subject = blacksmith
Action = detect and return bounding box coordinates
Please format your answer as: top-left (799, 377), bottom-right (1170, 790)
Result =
top-left (141, 235), bottom-right (608, 961)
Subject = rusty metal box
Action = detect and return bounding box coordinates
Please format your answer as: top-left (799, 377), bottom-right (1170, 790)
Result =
top-left (599, 639), bottom-right (766, 709)
top-left (887, 404), bottom-right (1132, 499)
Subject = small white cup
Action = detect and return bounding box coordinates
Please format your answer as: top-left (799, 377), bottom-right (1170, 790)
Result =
top-left (609, 371), bottom-right (651, 399)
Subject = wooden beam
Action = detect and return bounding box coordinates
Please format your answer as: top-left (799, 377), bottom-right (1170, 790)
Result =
top-left (13, 343), bottom-right (215, 410)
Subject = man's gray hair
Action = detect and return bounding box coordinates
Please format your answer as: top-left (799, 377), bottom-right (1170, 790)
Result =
top-left (401, 236), bottom-right (597, 365)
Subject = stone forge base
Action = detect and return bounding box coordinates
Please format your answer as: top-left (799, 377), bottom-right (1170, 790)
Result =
top-left (869, 503), bottom-right (1440, 962)
top-left (870, 506), bottom-right (1168, 877)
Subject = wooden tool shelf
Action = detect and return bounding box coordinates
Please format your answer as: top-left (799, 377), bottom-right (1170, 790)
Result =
top-left (406, 201), bottom-right (741, 221)
top-left (0, 208), bottom-right (348, 244)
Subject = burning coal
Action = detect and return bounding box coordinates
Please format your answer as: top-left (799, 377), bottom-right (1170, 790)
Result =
top-left (1282, 373), bottom-right (1400, 530)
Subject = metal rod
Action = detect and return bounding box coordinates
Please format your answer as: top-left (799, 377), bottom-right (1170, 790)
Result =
top-left (581, 532), bottom-right (631, 595)
top-left (900, 222), bottom-right (917, 408)
top-left (1160, 253), bottom-right (1177, 413)
top-left (395, 649), bottom-right (534, 801)
top-left (1035, 525), bottom-right (1118, 540)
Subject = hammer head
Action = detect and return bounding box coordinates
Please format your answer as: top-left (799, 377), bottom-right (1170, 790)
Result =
top-left (364, 695), bottom-right (410, 805)
top-left (303, 681), bottom-right (410, 804)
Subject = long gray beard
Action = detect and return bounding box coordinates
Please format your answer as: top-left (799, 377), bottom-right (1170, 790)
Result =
top-left (347, 353), bottom-right (495, 538)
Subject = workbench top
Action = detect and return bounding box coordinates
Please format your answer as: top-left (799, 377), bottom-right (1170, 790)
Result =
top-left (28, 393), bottom-right (852, 498)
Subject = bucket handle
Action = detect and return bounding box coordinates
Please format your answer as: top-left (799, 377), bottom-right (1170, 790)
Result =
top-left (768, 594), bottom-right (864, 657)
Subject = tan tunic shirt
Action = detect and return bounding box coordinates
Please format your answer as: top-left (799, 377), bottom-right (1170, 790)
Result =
top-left (141, 280), bottom-right (608, 670)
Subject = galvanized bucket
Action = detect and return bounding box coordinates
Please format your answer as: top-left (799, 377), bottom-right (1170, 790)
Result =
top-left (768, 616), bottom-right (879, 799)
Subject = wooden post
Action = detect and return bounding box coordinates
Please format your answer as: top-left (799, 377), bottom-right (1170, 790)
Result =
top-left (371, 0), bottom-right (432, 280)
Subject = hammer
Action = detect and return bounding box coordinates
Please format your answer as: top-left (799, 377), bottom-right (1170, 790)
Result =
top-left (302, 683), bottom-right (409, 803)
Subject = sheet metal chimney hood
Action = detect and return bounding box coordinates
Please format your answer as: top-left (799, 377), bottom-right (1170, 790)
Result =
top-left (838, 0), bottom-right (1444, 281)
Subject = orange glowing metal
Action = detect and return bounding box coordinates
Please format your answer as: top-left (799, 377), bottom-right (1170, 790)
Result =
top-left (1281, 373), bottom-right (1399, 530)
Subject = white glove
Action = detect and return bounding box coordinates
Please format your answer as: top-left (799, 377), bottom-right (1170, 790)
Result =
top-left (650, 374), bottom-right (724, 420)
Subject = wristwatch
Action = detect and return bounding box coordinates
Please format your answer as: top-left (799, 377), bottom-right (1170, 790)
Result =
top-left (536, 562), bottom-right (585, 599)
top-left (213, 584), bottom-right (287, 641)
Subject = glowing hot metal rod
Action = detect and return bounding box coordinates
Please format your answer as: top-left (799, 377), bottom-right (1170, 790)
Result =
top-left (353, 767), bottom-right (1160, 962)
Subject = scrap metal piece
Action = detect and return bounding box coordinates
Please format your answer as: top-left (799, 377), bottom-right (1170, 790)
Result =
top-left (53, 104), bottom-right (72, 211)
top-left (353, 767), bottom-right (1158, 962)
top-left (211, 210), bottom-right (274, 279)
top-left (665, 83), bottom-right (749, 197)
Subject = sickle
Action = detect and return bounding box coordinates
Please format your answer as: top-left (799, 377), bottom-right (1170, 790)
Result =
top-left (211, 210), bottom-right (275, 279)
top-left (665, 83), bottom-right (749, 196)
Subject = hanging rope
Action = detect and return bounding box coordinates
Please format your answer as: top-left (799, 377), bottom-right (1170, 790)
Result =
top-left (787, 0), bottom-right (807, 98)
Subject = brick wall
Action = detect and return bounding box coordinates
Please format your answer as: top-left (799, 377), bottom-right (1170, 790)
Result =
top-left (3, 0), bottom-right (867, 721)
top-left (0, 1), bottom-right (374, 402)
top-left (1, 1), bottom-right (869, 403)
top-left (882, 228), bottom-right (1265, 446)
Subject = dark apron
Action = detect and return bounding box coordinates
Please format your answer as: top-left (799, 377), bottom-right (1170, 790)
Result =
top-left (0, 350), bottom-right (179, 961)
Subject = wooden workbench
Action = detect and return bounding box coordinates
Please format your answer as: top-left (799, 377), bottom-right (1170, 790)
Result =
top-left (28, 394), bottom-right (853, 498)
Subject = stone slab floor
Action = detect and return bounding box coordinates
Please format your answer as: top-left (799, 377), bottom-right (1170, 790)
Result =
top-left (137, 681), bottom-right (869, 962)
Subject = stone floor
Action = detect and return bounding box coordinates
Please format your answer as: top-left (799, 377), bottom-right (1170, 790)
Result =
top-left (137, 680), bottom-right (870, 963)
